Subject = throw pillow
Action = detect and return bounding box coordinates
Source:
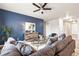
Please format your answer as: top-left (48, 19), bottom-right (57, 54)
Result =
top-left (46, 36), bottom-right (58, 46)
top-left (58, 33), bottom-right (66, 40)
top-left (16, 41), bottom-right (36, 56)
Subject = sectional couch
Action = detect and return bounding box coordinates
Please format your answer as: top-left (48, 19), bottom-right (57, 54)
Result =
top-left (0, 35), bottom-right (75, 56)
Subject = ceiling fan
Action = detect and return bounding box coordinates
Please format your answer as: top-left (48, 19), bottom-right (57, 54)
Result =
top-left (32, 3), bottom-right (52, 14)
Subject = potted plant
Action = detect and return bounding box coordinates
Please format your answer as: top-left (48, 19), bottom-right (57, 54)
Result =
top-left (0, 24), bottom-right (13, 41)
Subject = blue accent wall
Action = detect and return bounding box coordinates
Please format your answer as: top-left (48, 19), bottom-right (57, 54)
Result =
top-left (0, 9), bottom-right (44, 41)
top-left (0, 10), bottom-right (4, 24)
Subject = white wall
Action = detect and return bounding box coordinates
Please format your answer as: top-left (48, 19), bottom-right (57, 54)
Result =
top-left (45, 17), bottom-right (79, 39)
top-left (46, 19), bottom-right (60, 36)
top-left (77, 19), bottom-right (79, 39)
top-left (59, 18), bottom-right (64, 34)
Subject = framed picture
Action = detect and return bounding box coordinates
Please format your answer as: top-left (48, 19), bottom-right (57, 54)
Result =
top-left (23, 22), bottom-right (36, 31)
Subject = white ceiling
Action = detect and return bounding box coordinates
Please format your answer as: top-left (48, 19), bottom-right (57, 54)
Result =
top-left (0, 3), bottom-right (79, 21)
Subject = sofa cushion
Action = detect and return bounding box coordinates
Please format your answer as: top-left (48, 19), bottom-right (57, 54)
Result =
top-left (30, 45), bottom-right (56, 56)
top-left (16, 41), bottom-right (36, 56)
top-left (55, 35), bottom-right (72, 53)
top-left (56, 40), bottom-right (75, 56)
top-left (0, 43), bottom-right (21, 56)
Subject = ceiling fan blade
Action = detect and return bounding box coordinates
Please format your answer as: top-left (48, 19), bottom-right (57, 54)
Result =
top-left (33, 3), bottom-right (40, 8)
top-left (42, 3), bottom-right (47, 8)
top-left (43, 8), bottom-right (52, 10)
top-left (33, 9), bottom-right (40, 12)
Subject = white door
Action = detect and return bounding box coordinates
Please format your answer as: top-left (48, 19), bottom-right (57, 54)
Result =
top-left (63, 21), bottom-right (72, 36)
top-left (71, 23), bottom-right (78, 39)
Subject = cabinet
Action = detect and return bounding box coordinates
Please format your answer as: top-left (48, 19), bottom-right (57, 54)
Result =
top-left (24, 31), bottom-right (38, 42)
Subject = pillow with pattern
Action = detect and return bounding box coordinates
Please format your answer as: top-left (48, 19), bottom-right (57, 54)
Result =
top-left (16, 41), bottom-right (36, 56)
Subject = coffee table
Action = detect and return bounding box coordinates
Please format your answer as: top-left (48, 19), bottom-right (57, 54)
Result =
top-left (24, 39), bottom-right (47, 50)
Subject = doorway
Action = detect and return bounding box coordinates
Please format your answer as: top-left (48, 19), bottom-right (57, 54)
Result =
top-left (63, 21), bottom-right (72, 36)
top-left (63, 20), bottom-right (78, 39)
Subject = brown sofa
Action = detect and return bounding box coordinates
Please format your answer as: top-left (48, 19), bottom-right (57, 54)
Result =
top-left (30, 35), bottom-right (75, 56)
top-left (0, 35), bottom-right (75, 56)
top-left (0, 45), bottom-right (3, 54)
